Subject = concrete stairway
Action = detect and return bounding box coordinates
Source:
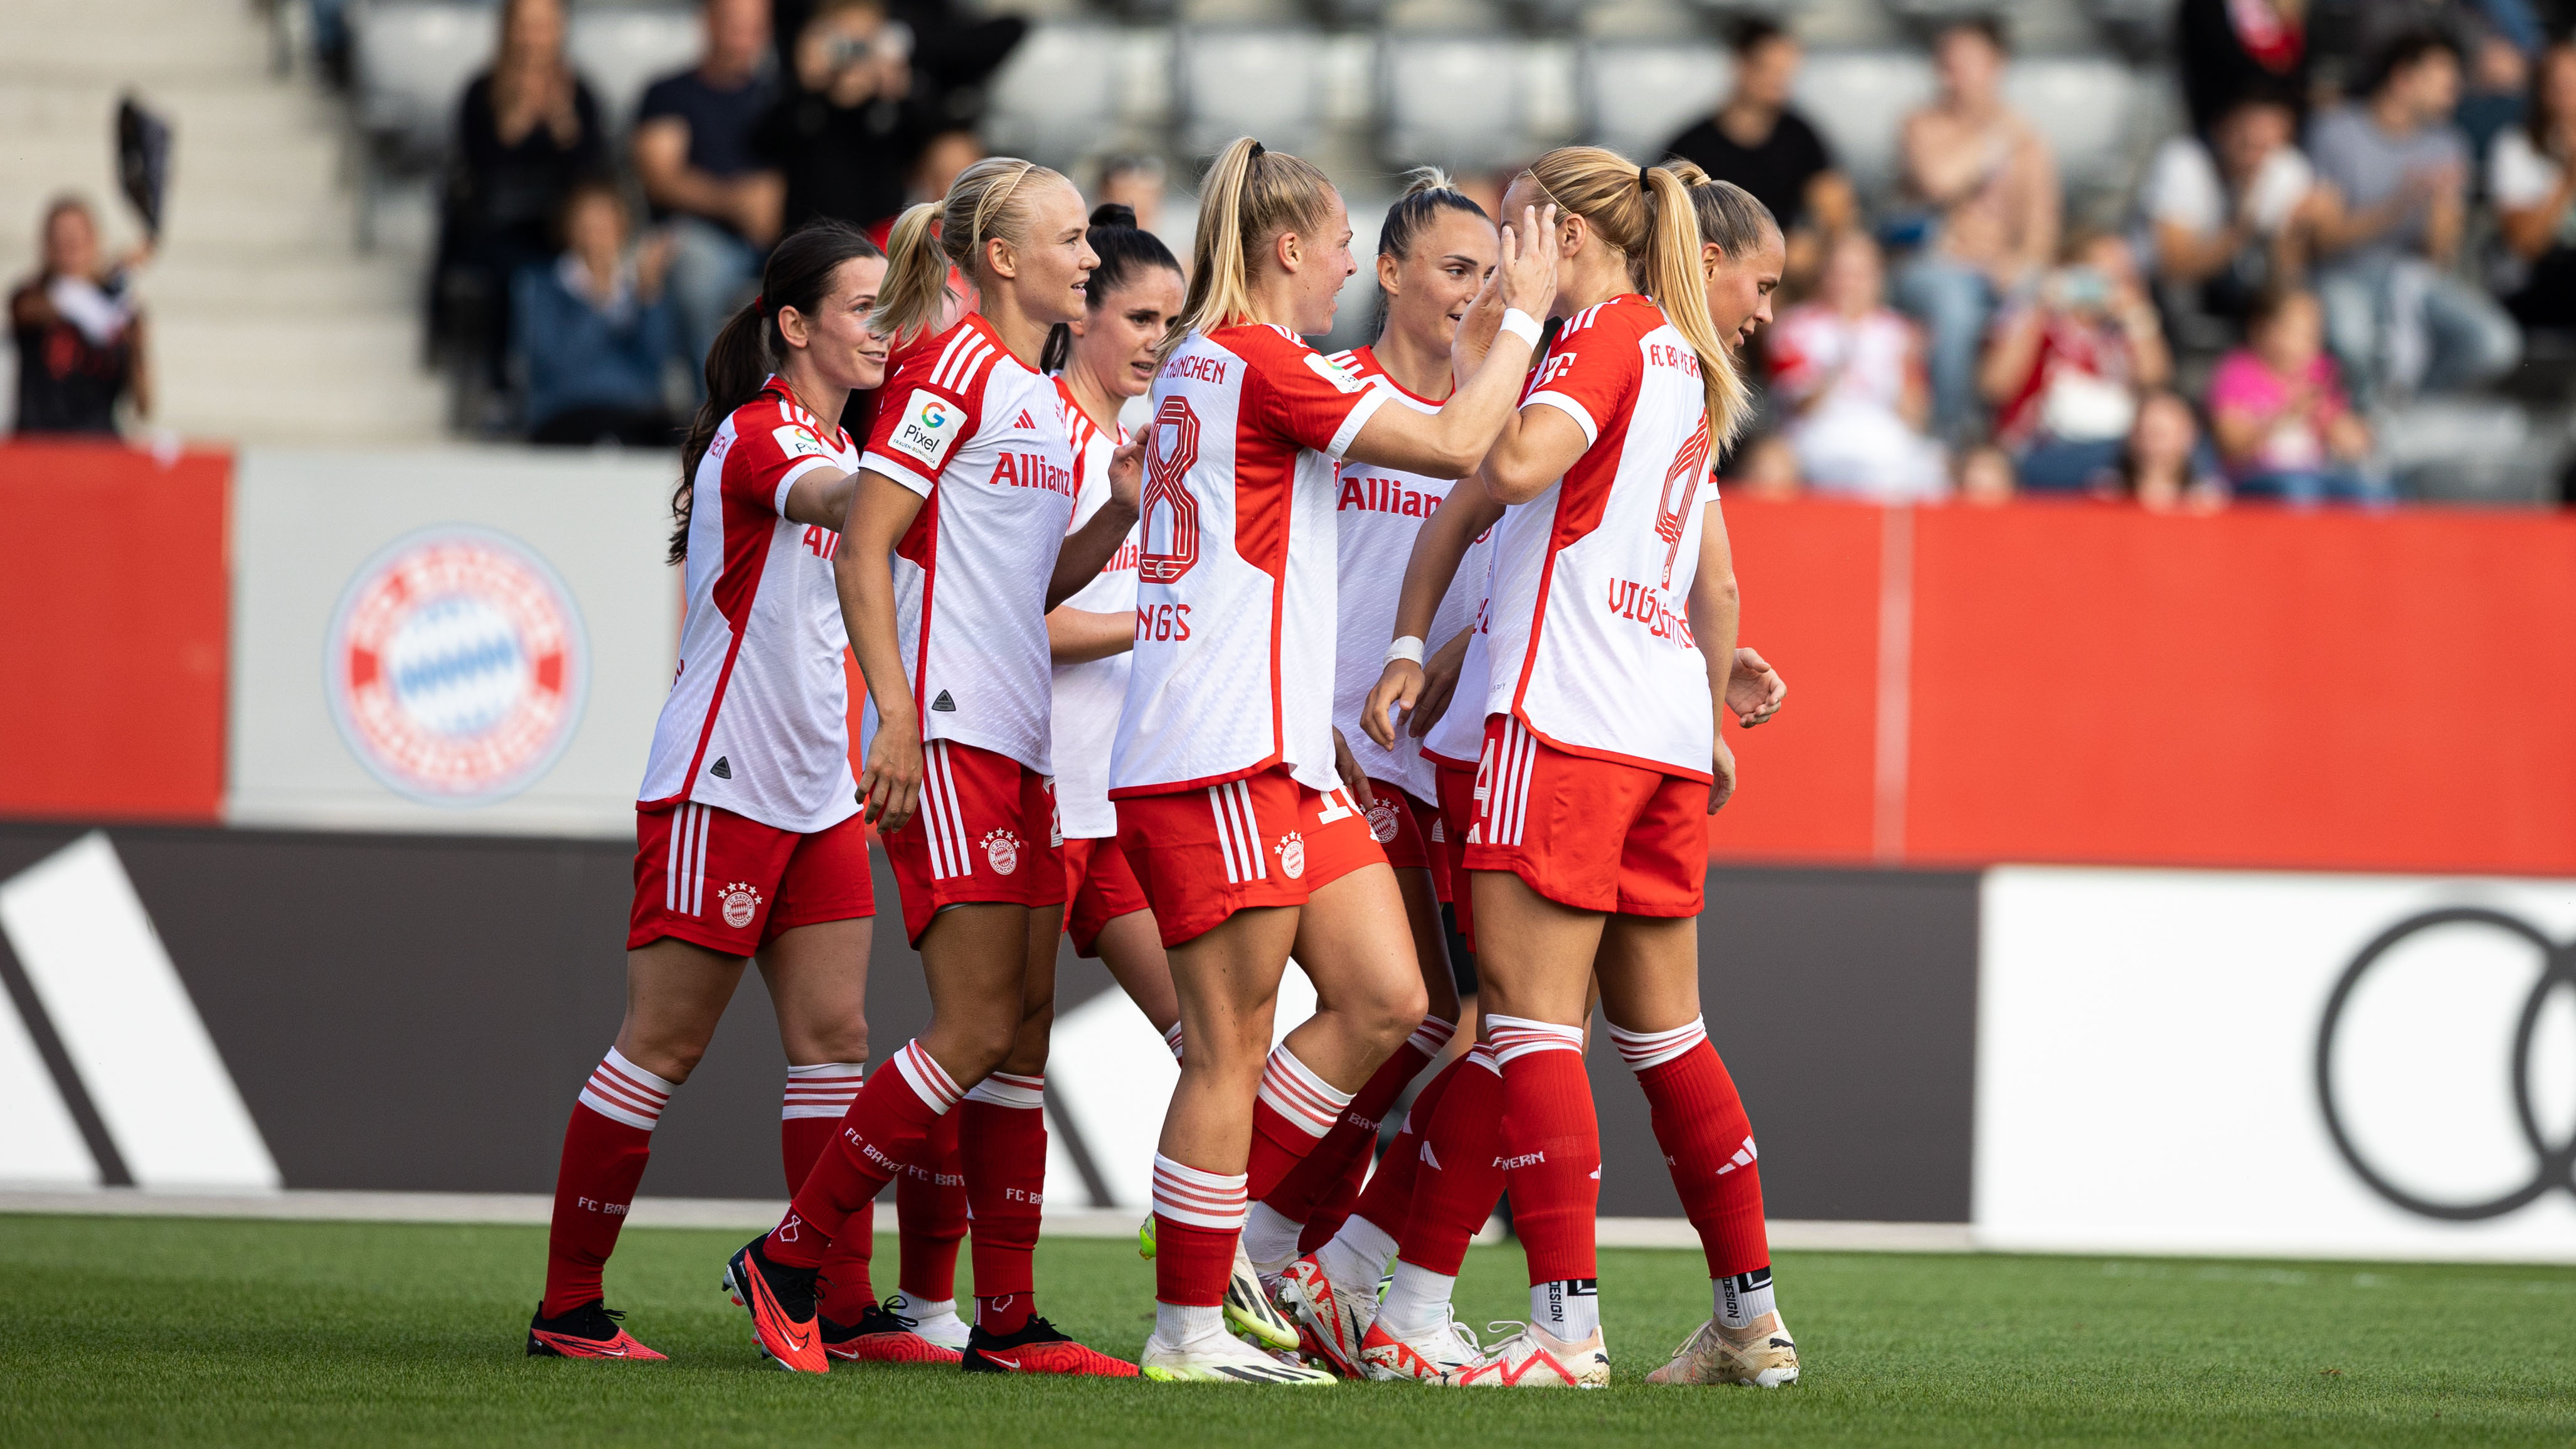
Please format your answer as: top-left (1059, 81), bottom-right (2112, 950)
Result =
top-left (0, 0), bottom-right (445, 444)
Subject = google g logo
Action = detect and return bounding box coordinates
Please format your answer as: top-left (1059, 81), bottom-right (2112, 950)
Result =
top-left (918, 400), bottom-right (950, 429)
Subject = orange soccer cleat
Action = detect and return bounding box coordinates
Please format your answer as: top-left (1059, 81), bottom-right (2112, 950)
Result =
top-left (526, 1300), bottom-right (668, 1361)
top-left (723, 1236), bottom-right (828, 1373)
top-left (961, 1316), bottom-right (1141, 1377)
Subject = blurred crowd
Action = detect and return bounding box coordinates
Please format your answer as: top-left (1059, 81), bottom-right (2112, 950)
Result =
top-left (1677, 9), bottom-right (2576, 509)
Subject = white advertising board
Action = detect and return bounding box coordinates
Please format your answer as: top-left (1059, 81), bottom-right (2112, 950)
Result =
top-left (1976, 866), bottom-right (2576, 1261)
top-left (228, 448), bottom-right (679, 838)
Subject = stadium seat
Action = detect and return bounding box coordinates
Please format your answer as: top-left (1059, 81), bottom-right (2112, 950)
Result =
top-left (1175, 27), bottom-right (1331, 159)
top-left (982, 24), bottom-right (1132, 173)
top-left (2002, 56), bottom-right (2166, 201)
top-left (349, 0), bottom-right (497, 168)
top-left (1791, 49), bottom-right (1935, 199)
top-left (1578, 40), bottom-right (1730, 166)
top-left (567, 5), bottom-right (702, 133)
top-left (1381, 33), bottom-right (1533, 170)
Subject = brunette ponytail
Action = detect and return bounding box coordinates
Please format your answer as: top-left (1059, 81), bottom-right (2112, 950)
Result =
top-left (671, 220), bottom-right (882, 565)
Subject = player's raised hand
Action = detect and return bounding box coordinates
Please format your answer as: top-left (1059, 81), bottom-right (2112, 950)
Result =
top-left (1363, 660), bottom-right (1424, 751)
top-left (1727, 645), bottom-right (1787, 727)
top-left (1498, 203), bottom-right (1559, 321)
top-left (1106, 437), bottom-right (1146, 515)
top-left (858, 717), bottom-right (925, 833)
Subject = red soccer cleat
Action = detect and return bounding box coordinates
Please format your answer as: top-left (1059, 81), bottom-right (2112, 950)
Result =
top-left (961, 1316), bottom-right (1141, 1377)
top-left (526, 1300), bottom-right (668, 1360)
top-left (823, 1302), bottom-right (966, 1365)
top-left (723, 1236), bottom-right (828, 1373)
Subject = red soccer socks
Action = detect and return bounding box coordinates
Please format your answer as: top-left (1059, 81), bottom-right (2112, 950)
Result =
top-left (541, 1048), bottom-right (673, 1317)
top-left (766, 1040), bottom-right (960, 1270)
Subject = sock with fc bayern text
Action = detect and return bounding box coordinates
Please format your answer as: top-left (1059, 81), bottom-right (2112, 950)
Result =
top-left (897, 1105), bottom-right (967, 1305)
top-left (1607, 1017), bottom-right (1772, 1282)
top-left (541, 1047), bottom-right (673, 1318)
top-left (1488, 1015), bottom-right (1601, 1291)
top-left (959, 1071), bottom-right (1048, 1335)
top-left (1394, 1045), bottom-right (1505, 1279)
top-left (1151, 1154), bottom-right (1246, 1316)
top-left (780, 1061), bottom-right (878, 1322)
top-left (1262, 1016), bottom-right (1454, 1249)
top-left (766, 1040), bottom-right (961, 1270)
top-left (1239, 1045), bottom-right (1355, 1271)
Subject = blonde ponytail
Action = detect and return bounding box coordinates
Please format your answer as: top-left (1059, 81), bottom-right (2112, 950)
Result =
top-left (870, 155), bottom-right (1070, 345)
top-left (1168, 136), bottom-right (1340, 359)
top-left (1523, 146), bottom-right (1750, 446)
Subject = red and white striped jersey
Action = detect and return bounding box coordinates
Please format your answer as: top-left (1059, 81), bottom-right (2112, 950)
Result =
top-left (1110, 324), bottom-right (1387, 797)
top-left (860, 313), bottom-right (1080, 775)
top-left (1049, 375), bottom-right (1137, 840)
top-left (1481, 294), bottom-right (1722, 781)
top-left (1328, 346), bottom-right (1491, 801)
top-left (639, 380), bottom-right (861, 833)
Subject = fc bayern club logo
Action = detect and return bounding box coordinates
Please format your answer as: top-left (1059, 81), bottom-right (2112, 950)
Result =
top-left (325, 528), bottom-right (588, 806)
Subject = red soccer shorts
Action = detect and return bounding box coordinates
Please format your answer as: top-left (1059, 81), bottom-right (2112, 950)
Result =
top-left (876, 739), bottom-right (1066, 944)
top-left (1360, 777), bottom-right (1437, 873)
top-left (1461, 714), bottom-right (1708, 917)
top-left (1062, 835), bottom-right (1151, 957)
top-left (1434, 760), bottom-right (1478, 949)
top-left (1114, 766), bottom-right (1388, 948)
top-left (629, 801), bottom-right (875, 954)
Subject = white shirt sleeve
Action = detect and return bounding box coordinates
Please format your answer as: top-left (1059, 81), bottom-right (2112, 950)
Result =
top-left (2141, 139), bottom-right (2224, 233)
top-left (2491, 130), bottom-right (2563, 210)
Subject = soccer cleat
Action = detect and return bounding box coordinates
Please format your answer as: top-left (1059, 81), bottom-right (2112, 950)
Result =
top-left (526, 1299), bottom-right (667, 1360)
top-left (1644, 1313), bottom-right (1800, 1388)
top-left (1278, 1253), bottom-right (1373, 1376)
top-left (961, 1316), bottom-right (1141, 1377)
top-left (1137, 1216), bottom-right (1156, 1258)
top-left (1443, 1320), bottom-right (1610, 1389)
top-left (1225, 1243), bottom-right (1299, 1350)
top-left (1141, 1327), bottom-right (1340, 1384)
top-left (821, 1301), bottom-right (964, 1365)
top-left (1357, 1310), bottom-right (1481, 1383)
top-left (722, 1236), bottom-right (827, 1373)
top-left (886, 1291), bottom-right (971, 1352)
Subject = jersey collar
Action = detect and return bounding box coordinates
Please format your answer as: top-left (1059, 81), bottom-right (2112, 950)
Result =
top-left (758, 374), bottom-right (850, 449)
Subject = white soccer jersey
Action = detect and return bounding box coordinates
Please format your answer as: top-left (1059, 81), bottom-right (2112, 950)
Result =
top-left (1048, 376), bottom-right (1137, 840)
top-left (638, 380), bottom-right (861, 833)
top-left (1328, 346), bottom-right (1491, 801)
top-left (1481, 294), bottom-right (1722, 781)
top-left (1110, 324), bottom-right (1387, 797)
top-left (860, 313), bottom-right (1080, 775)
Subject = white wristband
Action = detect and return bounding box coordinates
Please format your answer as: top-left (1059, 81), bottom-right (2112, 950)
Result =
top-left (1383, 635), bottom-right (1426, 666)
top-left (1498, 308), bottom-right (1543, 348)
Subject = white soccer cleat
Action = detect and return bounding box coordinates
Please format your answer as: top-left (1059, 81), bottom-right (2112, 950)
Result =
top-left (1225, 1243), bottom-right (1299, 1350)
top-left (1278, 1253), bottom-right (1375, 1376)
top-left (1358, 1308), bottom-right (1482, 1382)
top-left (1643, 1313), bottom-right (1800, 1387)
top-left (885, 1291), bottom-right (971, 1352)
top-left (1141, 1327), bottom-right (1339, 1384)
top-left (1442, 1320), bottom-right (1610, 1389)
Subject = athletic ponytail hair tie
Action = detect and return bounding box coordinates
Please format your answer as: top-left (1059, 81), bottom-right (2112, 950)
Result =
top-left (753, 293), bottom-right (767, 314)
top-left (1248, 141), bottom-right (1266, 161)
top-left (1639, 164), bottom-right (1652, 191)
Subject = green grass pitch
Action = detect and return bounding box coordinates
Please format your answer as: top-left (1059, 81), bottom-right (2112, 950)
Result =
top-left (4, 1214), bottom-right (2573, 1447)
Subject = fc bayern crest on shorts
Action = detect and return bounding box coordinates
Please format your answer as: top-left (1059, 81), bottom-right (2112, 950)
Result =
top-left (1365, 797), bottom-right (1402, 843)
top-left (325, 528), bottom-right (589, 806)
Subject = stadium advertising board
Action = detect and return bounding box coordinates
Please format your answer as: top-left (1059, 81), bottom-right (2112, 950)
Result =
top-left (1977, 865), bottom-right (2576, 1263)
top-left (226, 449), bottom-right (678, 838)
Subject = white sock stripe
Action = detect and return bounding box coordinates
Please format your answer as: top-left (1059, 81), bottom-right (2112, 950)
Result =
top-left (1257, 1047), bottom-right (1351, 1137)
top-left (1605, 1017), bottom-right (1708, 1071)
top-left (780, 1060), bottom-right (866, 1120)
top-left (1467, 1042), bottom-right (1501, 1075)
top-left (962, 1071), bottom-right (1046, 1109)
top-left (784, 1060), bottom-right (868, 1080)
top-left (601, 1047), bottom-right (678, 1099)
top-left (891, 1039), bottom-right (963, 1113)
top-left (1151, 1154), bottom-right (1249, 1229)
top-left (1162, 1022), bottom-right (1186, 1063)
top-left (581, 1072), bottom-right (667, 1120)
top-left (578, 1047), bottom-right (676, 1130)
top-left (1404, 1015), bottom-right (1458, 1057)
top-left (1486, 1013), bottom-right (1584, 1066)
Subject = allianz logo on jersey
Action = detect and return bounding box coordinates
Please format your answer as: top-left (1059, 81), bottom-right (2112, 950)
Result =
top-left (992, 450), bottom-right (1075, 498)
top-left (1338, 474), bottom-right (1442, 518)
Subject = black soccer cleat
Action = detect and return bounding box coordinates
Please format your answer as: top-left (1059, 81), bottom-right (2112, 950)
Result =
top-left (960, 1315), bottom-right (1141, 1376)
top-left (527, 1299), bottom-right (667, 1359)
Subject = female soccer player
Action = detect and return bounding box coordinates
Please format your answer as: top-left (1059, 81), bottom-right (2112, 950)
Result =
top-left (530, 220), bottom-right (956, 1364)
top-left (721, 158), bottom-right (1141, 1377)
top-left (1361, 155), bottom-right (1797, 1389)
top-left (1109, 135), bottom-right (1557, 1384)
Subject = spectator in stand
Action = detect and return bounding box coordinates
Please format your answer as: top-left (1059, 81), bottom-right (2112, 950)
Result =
top-left (9, 196), bottom-right (149, 436)
top-left (2306, 29), bottom-right (2520, 403)
top-left (1981, 230), bottom-right (2176, 492)
top-left (2176, 0), bottom-right (2312, 137)
top-left (635, 0), bottom-right (785, 379)
top-left (2122, 391), bottom-right (2229, 511)
top-left (910, 129), bottom-right (983, 208)
top-left (1664, 21), bottom-right (1843, 243)
top-left (2139, 86), bottom-right (2321, 325)
top-left (1955, 444), bottom-right (2016, 503)
top-left (1097, 154), bottom-right (1168, 235)
top-left (432, 0), bottom-right (607, 387)
top-left (2208, 285), bottom-right (2382, 503)
top-left (2491, 37), bottom-right (2576, 332)
top-left (1769, 230), bottom-right (1950, 500)
top-left (513, 181), bottom-right (679, 447)
top-left (1893, 16), bottom-right (2062, 445)
top-left (754, 0), bottom-right (939, 235)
